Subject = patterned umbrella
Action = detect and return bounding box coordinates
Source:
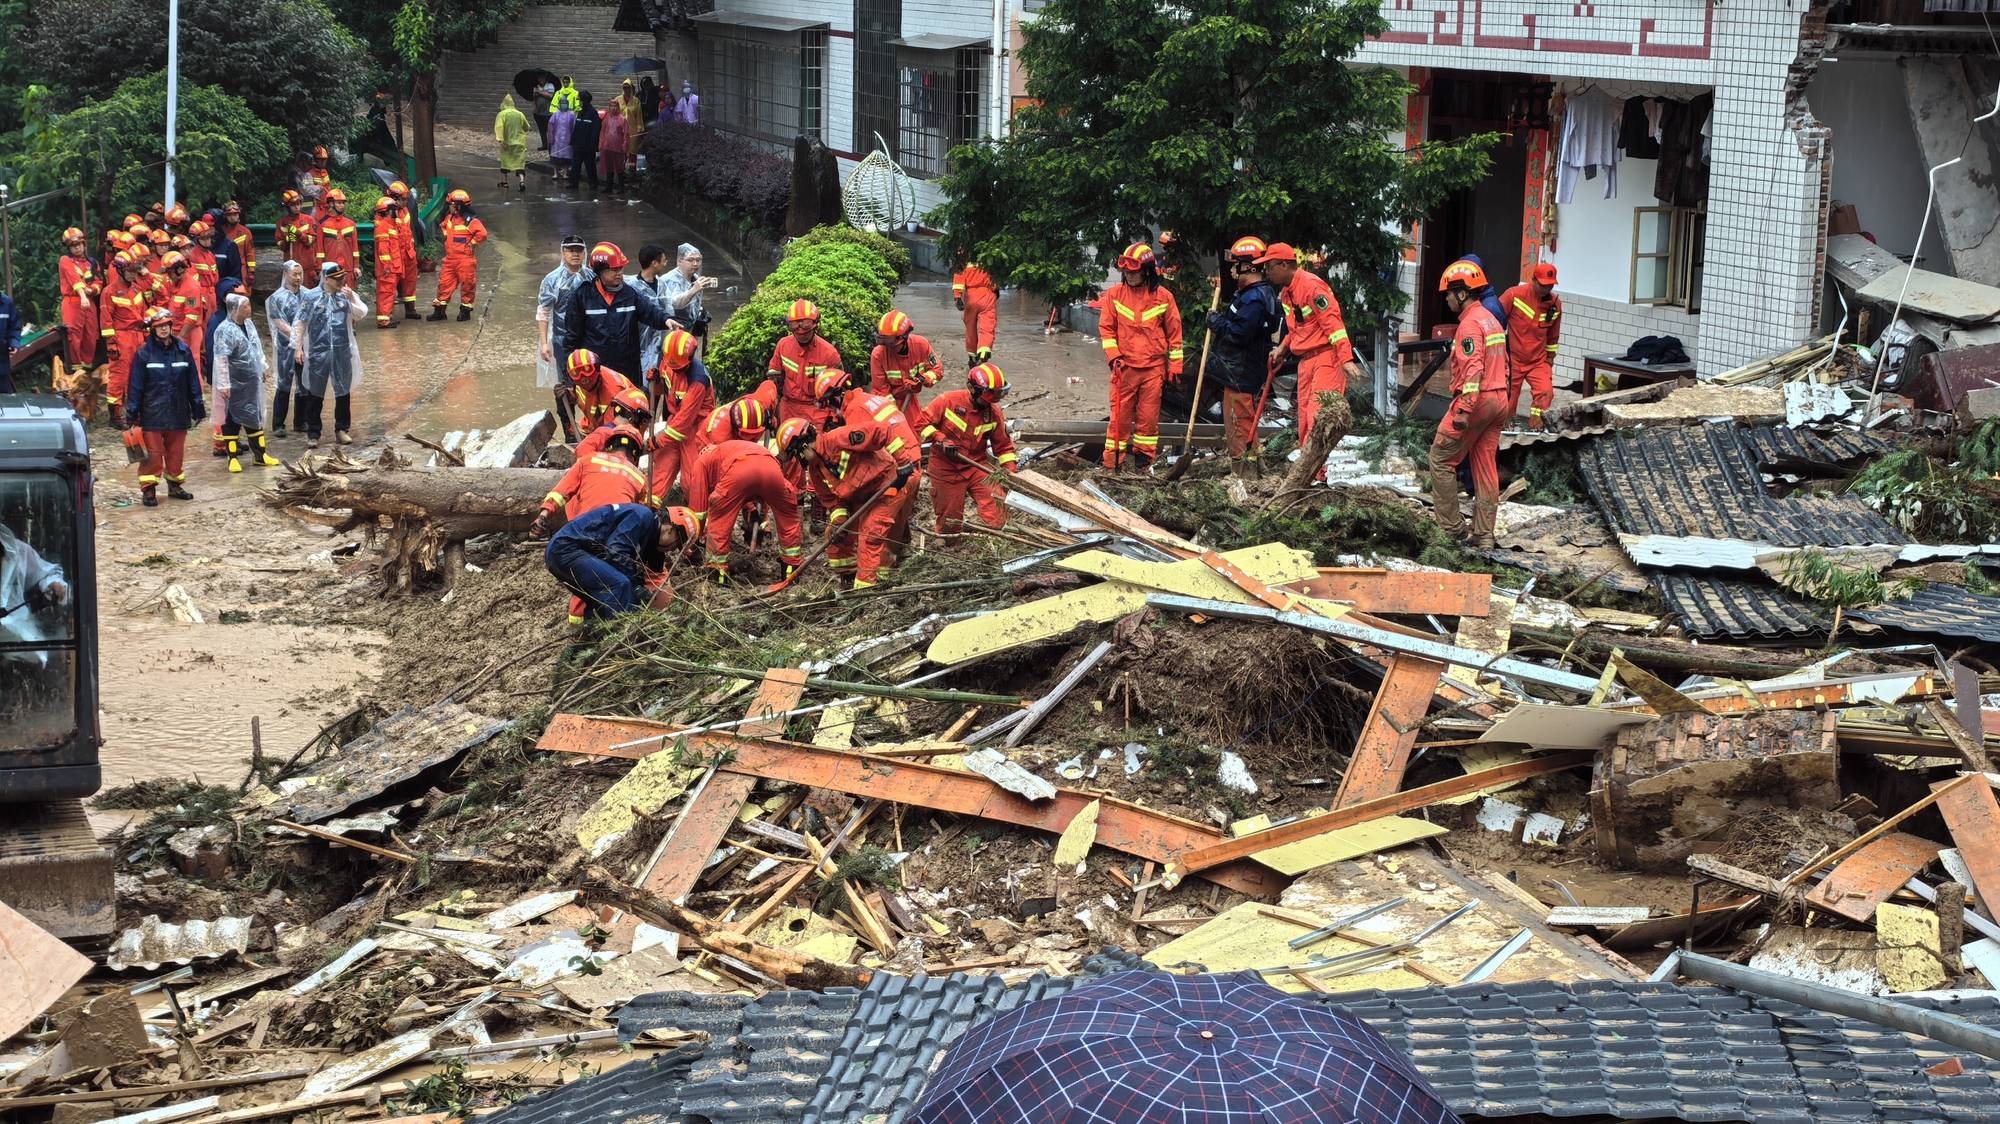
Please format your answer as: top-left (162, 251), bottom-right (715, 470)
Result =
top-left (911, 970), bottom-right (1462, 1124)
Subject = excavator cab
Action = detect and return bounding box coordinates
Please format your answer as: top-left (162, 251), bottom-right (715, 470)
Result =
top-left (0, 395), bottom-right (111, 939)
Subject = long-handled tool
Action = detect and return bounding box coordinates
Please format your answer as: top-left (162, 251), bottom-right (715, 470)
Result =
top-left (757, 478), bottom-right (898, 596)
top-left (1160, 276), bottom-right (1225, 483)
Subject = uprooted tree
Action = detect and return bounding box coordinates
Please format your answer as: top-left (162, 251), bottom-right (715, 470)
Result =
top-left (931, 0), bottom-right (1496, 322)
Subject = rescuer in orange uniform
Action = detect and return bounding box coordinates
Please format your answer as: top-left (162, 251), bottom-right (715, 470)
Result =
top-left (806, 423), bottom-right (908, 589)
top-left (530, 425), bottom-right (653, 537)
top-left (1097, 242), bottom-right (1183, 472)
top-left (306, 146), bottom-right (334, 214)
top-left (1256, 242), bottom-right (1360, 456)
top-left (101, 253), bottom-right (148, 428)
top-left (574, 385), bottom-right (656, 458)
top-left (182, 226), bottom-right (220, 320)
top-left (685, 429), bottom-right (805, 584)
top-left (1428, 259), bottom-right (1515, 549)
top-left (699, 385), bottom-right (776, 450)
top-left (219, 201), bottom-right (254, 294)
top-left (1499, 263), bottom-right (1562, 429)
top-left (951, 260), bottom-right (998, 367)
top-left (646, 329), bottom-right (713, 500)
top-left (315, 189), bottom-right (361, 286)
top-left (564, 350), bottom-right (641, 432)
top-left (922, 362), bottom-right (1018, 536)
top-left (275, 191), bottom-right (318, 284)
top-left (869, 309), bottom-right (942, 422)
top-left (429, 190), bottom-right (489, 321)
top-left (370, 197), bottom-right (407, 329)
top-left (161, 253), bottom-right (205, 359)
top-left (766, 299), bottom-right (845, 426)
top-left (817, 370), bottom-right (922, 572)
top-left (57, 228), bottom-right (103, 383)
top-left (386, 181), bottom-right (421, 320)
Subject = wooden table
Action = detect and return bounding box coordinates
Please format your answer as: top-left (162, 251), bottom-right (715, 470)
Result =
top-left (1582, 352), bottom-right (1695, 396)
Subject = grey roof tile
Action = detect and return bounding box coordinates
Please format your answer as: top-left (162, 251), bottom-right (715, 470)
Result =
top-left (1854, 582), bottom-right (2000, 643)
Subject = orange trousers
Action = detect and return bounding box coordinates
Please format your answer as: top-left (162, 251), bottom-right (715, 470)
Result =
top-left (62, 303), bottom-right (99, 368)
top-left (930, 461), bottom-right (1005, 533)
top-left (434, 252), bottom-right (476, 308)
top-left (375, 266), bottom-right (404, 325)
top-left (1296, 349), bottom-right (1349, 448)
top-left (138, 429), bottom-right (189, 487)
top-left (705, 458), bottom-right (803, 570)
top-left (1428, 389), bottom-right (1510, 540)
top-left (1103, 360), bottom-right (1165, 468)
top-left (826, 498), bottom-right (898, 585)
top-left (107, 330), bottom-right (143, 404)
top-left (1222, 389), bottom-right (1259, 458)
top-left (961, 290), bottom-right (996, 356)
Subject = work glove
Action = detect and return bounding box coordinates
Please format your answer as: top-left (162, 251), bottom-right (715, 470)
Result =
top-left (894, 462), bottom-right (915, 490)
top-left (1207, 311), bottom-right (1227, 330)
top-left (528, 510), bottom-right (553, 539)
top-left (954, 297), bottom-right (965, 312)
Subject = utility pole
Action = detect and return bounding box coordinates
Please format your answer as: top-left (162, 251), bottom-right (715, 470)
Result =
top-left (164, 0), bottom-right (180, 207)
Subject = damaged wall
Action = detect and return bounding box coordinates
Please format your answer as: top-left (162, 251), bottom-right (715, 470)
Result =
top-left (1808, 55), bottom-right (1956, 280)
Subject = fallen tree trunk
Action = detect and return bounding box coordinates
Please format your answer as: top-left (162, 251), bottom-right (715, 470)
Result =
top-left (584, 866), bottom-right (870, 990)
top-left (264, 447), bottom-right (559, 589)
top-left (1269, 392), bottom-right (1352, 503)
top-left (1510, 623), bottom-right (1808, 680)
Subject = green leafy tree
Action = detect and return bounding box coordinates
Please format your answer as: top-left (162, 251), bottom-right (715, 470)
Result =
top-left (21, 0), bottom-right (371, 156)
top-left (931, 0), bottom-right (1495, 322)
top-left (334, 0), bottom-right (520, 184)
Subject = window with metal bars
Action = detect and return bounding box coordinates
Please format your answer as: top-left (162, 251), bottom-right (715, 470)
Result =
top-left (800, 28), bottom-right (826, 139)
top-left (854, 0), bottom-right (901, 156)
top-left (896, 49), bottom-right (984, 179)
top-left (698, 26), bottom-right (826, 146)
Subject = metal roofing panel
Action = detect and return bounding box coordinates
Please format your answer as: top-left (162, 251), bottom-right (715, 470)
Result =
top-left (482, 1044), bottom-right (709, 1124)
top-left (689, 10), bottom-right (827, 31)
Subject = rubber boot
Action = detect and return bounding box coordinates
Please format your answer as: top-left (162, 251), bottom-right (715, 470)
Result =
top-left (404, 302), bottom-right (421, 321)
top-left (168, 481), bottom-right (194, 501)
top-left (108, 403), bottom-right (127, 430)
top-left (252, 432), bottom-right (281, 467)
top-left (456, 307), bottom-right (472, 322)
top-left (141, 485), bottom-right (159, 507)
top-left (427, 306), bottom-right (447, 322)
top-left (227, 434), bottom-right (243, 473)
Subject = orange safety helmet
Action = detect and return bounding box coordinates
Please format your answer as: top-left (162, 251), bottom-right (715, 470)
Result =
top-left (128, 242), bottom-right (152, 261)
top-left (773, 417), bottom-right (815, 455)
top-left (786, 299), bottom-right (820, 323)
top-left (324, 187), bottom-right (347, 204)
top-left (588, 241), bottom-right (626, 270)
top-left (166, 204), bottom-right (189, 226)
top-left (170, 234), bottom-right (192, 251)
top-left (1437, 258), bottom-right (1488, 292)
top-left (812, 370), bottom-right (849, 403)
top-left (374, 197), bottom-right (395, 214)
top-left (660, 329), bottom-right (698, 368)
top-left (160, 251), bottom-right (187, 271)
top-left (1228, 235), bottom-right (1268, 262)
top-left (148, 229), bottom-right (171, 247)
top-left (122, 213), bottom-right (145, 230)
top-left (388, 180), bottom-right (411, 199)
top-left (876, 309), bottom-right (913, 338)
top-left (142, 306), bottom-right (174, 328)
top-left (610, 385), bottom-right (652, 418)
top-left (566, 349), bottom-right (601, 378)
top-left (187, 221), bottom-right (211, 238)
top-left (664, 505), bottom-right (703, 540)
top-left (312, 145), bottom-right (329, 160)
top-left (600, 424), bottom-right (646, 460)
top-left (61, 226), bottom-right (85, 243)
top-left (731, 395), bottom-right (769, 437)
top-left (113, 251), bottom-right (137, 270)
top-left (448, 188), bottom-right (473, 206)
top-left (1114, 242), bottom-right (1155, 271)
top-left (109, 231), bottom-right (135, 248)
top-left (280, 189), bottom-right (302, 207)
top-left (968, 362), bottom-right (1008, 398)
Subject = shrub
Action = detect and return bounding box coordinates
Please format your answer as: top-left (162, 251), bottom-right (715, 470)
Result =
top-left (768, 243), bottom-right (895, 306)
top-left (638, 123), bottom-right (790, 231)
top-left (704, 224), bottom-right (903, 397)
top-left (786, 224), bottom-right (911, 283)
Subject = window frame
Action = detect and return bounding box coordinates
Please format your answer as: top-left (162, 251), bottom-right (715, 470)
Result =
top-left (1629, 204), bottom-right (1705, 311)
top-left (697, 24), bottom-right (827, 147)
top-left (894, 47), bottom-right (987, 180)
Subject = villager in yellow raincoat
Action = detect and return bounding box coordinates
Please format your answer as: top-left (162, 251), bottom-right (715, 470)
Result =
top-left (495, 94), bottom-right (530, 192)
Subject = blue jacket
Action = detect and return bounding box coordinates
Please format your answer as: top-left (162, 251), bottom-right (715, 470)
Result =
top-left (560, 279), bottom-right (668, 385)
top-left (208, 223), bottom-right (243, 310)
top-left (1204, 280), bottom-right (1281, 392)
top-left (547, 503), bottom-right (664, 578)
top-left (127, 335), bottom-right (206, 431)
top-left (0, 294), bottom-right (18, 385)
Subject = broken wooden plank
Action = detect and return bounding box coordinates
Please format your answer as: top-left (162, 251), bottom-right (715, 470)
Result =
top-left (1925, 698), bottom-right (1997, 775)
top-left (1006, 640), bottom-right (1113, 747)
top-left (1286, 570), bottom-right (1492, 617)
top-left (0, 899), bottom-right (93, 1042)
top-left (1605, 671), bottom-right (1944, 716)
top-left (1159, 751), bottom-right (1593, 888)
top-left (1229, 814), bottom-right (1445, 876)
top-left (1788, 774), bottom-right (1980, 890)
top-left (1010, 467), bottom-right (1201, 553)
top-left (1934, 775), bottom-right (2000, 913)
top-left (1687, 854), bottom-right (1791, 898)
top-left (1333, 655), bottom-right (1444, 808)
top-left (1805, 832), bottom-right (1946, 924)
top-left (1602, 897), bottom-right (1755, 952)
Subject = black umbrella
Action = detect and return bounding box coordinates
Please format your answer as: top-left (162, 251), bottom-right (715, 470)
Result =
top-left (608, 57), bottom-right (666, 76)
top-left (514, 69), bottom-right (560, 102)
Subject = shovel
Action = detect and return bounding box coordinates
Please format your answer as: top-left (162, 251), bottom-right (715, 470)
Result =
top-left (1159, 276), bottom-right (1224, 483)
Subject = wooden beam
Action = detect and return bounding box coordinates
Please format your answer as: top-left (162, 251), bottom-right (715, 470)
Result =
top-left (1786, 774), bottom-right (1979, 889)
top-left (1332, 656), bottom-right (1444, 808)
top-left (1287, 570), bottom-right (1492, 617)
top-left (1934, 775), bottom-right (2000, 912)
top-left (1805, 832), bottom-right (1945, 923)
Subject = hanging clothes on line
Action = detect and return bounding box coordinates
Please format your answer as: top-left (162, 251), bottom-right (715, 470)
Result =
top-left (1653, 93), bottom-right (1713, 207)
top-left (1557, 88), bottom-right (1620, 204)
top-left (1618, 97), bottom-right (1660, 159)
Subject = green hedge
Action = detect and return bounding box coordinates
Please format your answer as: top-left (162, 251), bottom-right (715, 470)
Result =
top-left (785, 225), bottom-right (911, 283)
top-left (706, 225), bottom-right (902, 399)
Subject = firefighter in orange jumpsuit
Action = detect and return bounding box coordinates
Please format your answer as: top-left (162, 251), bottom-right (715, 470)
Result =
top-left (429, 190), bottom-right (488, 321)
top-left (1256, 242), bottom-right (1359, 455)
top-left (699, 385), bottom-right (777, 451)
top-left (922, 362), bottom-right (1018, 536)
top-left (530, 425), bottom-right (653, 536)
top-left (806, 423), bottom-right (906, 589)
top-left (370, 197), bottom-right (406, 329)
top-left (574, 386), bottom-right (655, 458)
top-left (766, 300), bottom-right (844, 426)
top-left (183, 224), bottom-right (220, 318)
top-left (869, 309), bottom-right (941, 422)
top-left (1499, 263), bottom-right (1562, 430)
top-left (101, 253), bottom-right (148, 427)
top-left (163, 204), bottom-right (191, 238)
top-left (686, 428), bottom-right (806, 584)
top-left (563, 350), bottom-right (641, 432)
top-left (386, 181), bottom-right (421, 319)
top-left (818, 370), bottom-right (921, 572)
top-left (951, 260), bottom-right (998, 367)
top-left (219, 201), bottom-right (254, 293)
top-left (314, 189), bottom-right (360, 286)
top-left (276, 191), bottom-right (317, 284)
top-left (646, 329), bottom-right (713, 500)
top-left (57, 228), bottom-right (103, 382)
top-left (1428, 259), bottom-right (1515, 548)
top-left (161, 253), bottom-right (205, 358)
top-left (1097, 242), bottom-right (1183, 472)
top-left (306, 146), bottom-right (334, 215)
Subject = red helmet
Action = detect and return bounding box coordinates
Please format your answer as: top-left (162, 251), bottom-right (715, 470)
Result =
top-left (1228, 235), bottom-right (1268, 262)
top-left (664, 505), bottom-right (702, 540)
top-left (142, 306), bottom-right (173, 328)
top-left (773, 418), bottom-right (815, 455)
top-left (388, 180), bottom-right (411, 199)
top-left (166, 204), bottom-right (190, 225)
top-left (324, 187), bottom-right (347, 204)
top-left (1438, 258), bottom-right (1488, 292)
top-left (611, 385), bottom-right (652, 419)
top-left (447, 188), bottom-right (473, 206)
top-left (589, 241), bottom-right (626, 270)
top-left (61, 226), bottom-right (85, 243)
top-left (280, 190), bottom-right (302, 207)
top-left (601, 424), bottom-right (645, 460)
top-left (786, 299), bottom-right (820, 323)
top-left (312, 145), bottom-right (329, 160)
top-left (876, 309), bottom-right (913, 338)
top-left (731, 396), bottom-right (768, 438)
top-left (812, 370), bottom-right (849, 403)
top-left (660, 329), bottom-right (698, 368)
top-left (968, 362), bottom-right (1008, 398)
top-left (566, 349), bottom-right (601, 377)
top-left (1114, 242), bottom-right (1155, 271)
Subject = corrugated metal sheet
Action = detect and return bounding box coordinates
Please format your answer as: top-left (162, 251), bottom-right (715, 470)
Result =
top-left (1856, 583), bottom-right (2000, 642)
top-left (105, 915), bottom-right (252, 971)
